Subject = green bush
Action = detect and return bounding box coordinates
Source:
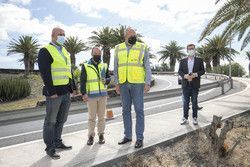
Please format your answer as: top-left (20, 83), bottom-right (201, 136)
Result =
top-left (0, 77), bottom-right (31, 102)
top-left (212, 63), bottom-right (246, 77)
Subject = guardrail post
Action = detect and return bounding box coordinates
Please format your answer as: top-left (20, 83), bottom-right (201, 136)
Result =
top-left (221, 81), bottom-right (225, 94)
top-left (229, 77), bottom-right (233, 89)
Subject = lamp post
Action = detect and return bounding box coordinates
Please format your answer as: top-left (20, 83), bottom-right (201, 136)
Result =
top-left (229, 5), bottom-right (233, 89)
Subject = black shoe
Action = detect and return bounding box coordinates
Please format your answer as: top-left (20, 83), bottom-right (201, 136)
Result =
top-left (197, 106), bottom-right (203, 110)
top-left (99, 134), bottom-right (105, 144)
top-left (118, 137), bottom-right (132, 145)
top-left (135, 140), bottom-right (143, 148)
top-left (87, 136), bottom-right (94, 145)
top-left (55, 142), bottom-right (72, 150)
top-left (46, 149), bottom-right (60, 159)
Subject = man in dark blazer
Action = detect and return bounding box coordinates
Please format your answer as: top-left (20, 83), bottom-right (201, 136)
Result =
top-left (178, 44), bottom-right (205, 125)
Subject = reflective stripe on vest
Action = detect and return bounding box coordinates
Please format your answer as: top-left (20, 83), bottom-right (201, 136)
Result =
top-left (45, 44), bottom-right (72, 86)
top-left (115, 42), bottom-right (146, 84)
top-left (84, 62), bottom-right (107, 96)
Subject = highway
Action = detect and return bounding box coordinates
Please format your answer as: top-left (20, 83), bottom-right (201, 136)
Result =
top-left (0, 75), bottom-right (245, 148)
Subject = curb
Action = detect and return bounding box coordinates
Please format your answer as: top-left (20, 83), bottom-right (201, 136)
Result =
top-left (92, 110), bottom-right (250, 167)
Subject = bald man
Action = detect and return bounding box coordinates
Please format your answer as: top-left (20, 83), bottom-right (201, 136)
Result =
top-left (80, 47), bottom-right (111, 145)
top-left (38, 27), bottom-right (76, 159)
top-left (114, 27), bottom-right (152, 148)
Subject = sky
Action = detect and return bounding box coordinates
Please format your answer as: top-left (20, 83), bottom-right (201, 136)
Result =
top-left (0, 0), bottom-right (249, 73)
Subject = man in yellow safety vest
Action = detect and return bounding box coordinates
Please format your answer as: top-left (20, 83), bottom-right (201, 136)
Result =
top-left (38, 27), bottom-right (76, 159)
top-left (114, 27), bottom-right (152, 148)
top-left (80, 47), bottom-right (111, 145)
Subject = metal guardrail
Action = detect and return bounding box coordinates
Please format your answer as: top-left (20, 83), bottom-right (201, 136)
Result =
top-left (0, 68), bottom-right (39, 74)
top-left (0, 73), bottom-right (231, 126)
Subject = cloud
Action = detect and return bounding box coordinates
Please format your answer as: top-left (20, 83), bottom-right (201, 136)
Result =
top-left (86, 11), bottom-right (102, 18)
top-left (56, 0), bottom-right (223, 33)
top-left (7, 0), bottom-right (31, 5)
top-left (0, 3), bottom-right (96, 44)
top-left (0, 28), bottom-right (8, 42)
top-left (0, 3), bottom-right (98, 68)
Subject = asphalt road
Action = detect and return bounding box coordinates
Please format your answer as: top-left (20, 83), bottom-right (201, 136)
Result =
top-left (0, 75), bottom-right (245, 148)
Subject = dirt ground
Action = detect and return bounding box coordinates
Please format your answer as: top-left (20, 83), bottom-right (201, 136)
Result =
top-left (123, 113), bottom-right (250, 167)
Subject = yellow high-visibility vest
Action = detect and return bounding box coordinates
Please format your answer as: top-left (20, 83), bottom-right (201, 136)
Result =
top-left (44, 44), bottom-right (72, 86)
top-left (115, 42), bottom-right (146, 84)
top-left (83, 62), bottom-right (107, 96)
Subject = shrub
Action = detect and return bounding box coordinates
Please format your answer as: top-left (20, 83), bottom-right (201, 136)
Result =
top-left (212, 63), bottom-right (246, 77)
top-left (0, 77), bottom-right (31, 102)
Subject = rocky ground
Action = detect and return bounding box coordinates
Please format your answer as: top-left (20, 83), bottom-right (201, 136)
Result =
top-left (123, 113), bottom-right (250, 167)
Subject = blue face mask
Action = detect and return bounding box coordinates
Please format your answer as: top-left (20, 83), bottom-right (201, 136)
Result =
top-left (56, 35), bottom-right (65, 45)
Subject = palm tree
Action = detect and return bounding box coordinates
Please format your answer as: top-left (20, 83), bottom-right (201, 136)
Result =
top-left (113, 25), bottom-right (143, 45)
top-left (148, 47), bottom-right (156, 59)
top-left (88, 27), bottom-right (117, 67)
top-left (246, 51), bottom-right (250, 76)
top-left (204, 35), bottom-right (238, 67)
top-left (199, 0), bottom-right (250, 50)
top-left (7, 35), bottom-right (39, 76)
top-left (64, 36), bottom-right (88, 66)
top-left (113, 25), bottom-right (127, 44)
top-left (158, 41), bottom-right (186, 71)
top-left (197, 45), bottom-right (212, 72)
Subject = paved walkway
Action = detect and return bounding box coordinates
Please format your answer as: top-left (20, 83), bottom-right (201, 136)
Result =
top-left (0, 78), bottom-right (249, 167)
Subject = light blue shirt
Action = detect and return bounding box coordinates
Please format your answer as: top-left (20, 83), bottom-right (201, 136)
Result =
top-left (114, 43), bottom-right (152, 85)
top-left (51, 42), bottom-right (67, 63)
top-left (188, 56), bottom-right (194, 74)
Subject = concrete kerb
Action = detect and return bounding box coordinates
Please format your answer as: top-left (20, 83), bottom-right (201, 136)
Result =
top-left (93, 110), bottom-right (250, 167)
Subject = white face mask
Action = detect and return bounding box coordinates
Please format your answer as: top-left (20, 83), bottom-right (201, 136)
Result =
top-left (56, 35), bottom-right (65, 46)
top-left (187, 49), bottom-right (195, 56)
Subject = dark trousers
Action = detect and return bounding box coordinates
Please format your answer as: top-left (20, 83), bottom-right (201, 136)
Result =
top-left (43, 93), bottom-right (71, 151)
top-left (182, 84), bottom-right (199, 119)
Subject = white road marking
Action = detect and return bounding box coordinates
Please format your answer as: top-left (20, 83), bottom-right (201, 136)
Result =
top-left (0, 79), bottom-right (248, 151)
top-left (0, 88), bottom-right (214, 141)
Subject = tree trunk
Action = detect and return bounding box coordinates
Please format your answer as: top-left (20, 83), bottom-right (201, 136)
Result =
top-left (169, 58), bottom-right (176, 72)
top-left (212, 55), bottom-right (220, 67)
top-left (24, 59), bottom-right (30, 76)
top-left (205, 61), bottom-right (212, 72)
top-left (70, 53), bottom-right (76, 66)
top-left (102, 47), bottom-right (111, 68)
top-left (30, 60), bottom-right (34, 71)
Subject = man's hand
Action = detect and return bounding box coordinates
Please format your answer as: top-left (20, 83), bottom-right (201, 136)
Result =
top-left (71, 90), bottom-right (77, 97)
top-left (49, 94), bottom-right (58, 99)
top-left (82, 94), bottom-right (88, 102)
top-left (115, 84), bottom-right (120, 95)
top-left (191, 73), bottom-right (198, 78)
top-left (102, 78), bottom-right (106, 84)
top-left (144, 84), bottom-right (150, 93)
top-left (184, 74), bottom-right (193, 82)
top-left (184, 74), bottom-right (190, 80)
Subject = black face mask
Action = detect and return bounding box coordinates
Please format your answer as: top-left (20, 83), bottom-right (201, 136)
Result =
top-left (128, 35), bottom-right (137, 45)
top-left (93, 55), bottom-right (101, 63)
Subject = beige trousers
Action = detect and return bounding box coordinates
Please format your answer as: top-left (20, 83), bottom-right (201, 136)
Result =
top-left (87, 96), bottom-right (107, 137)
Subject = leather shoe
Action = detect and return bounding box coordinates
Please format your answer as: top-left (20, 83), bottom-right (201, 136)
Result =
top-left (135, 140), bottom-right (143, 148)
top-left (55, 143), bottom-right (72, 150)
top-left (118, 137), bottom-right (132, 145)
top-left (46, 149), bottom-right (60, 159)
top-left (99, 134), bottom-right (105, 144)
top-left (87, 136), bottom-right (94, 145)
top-left (197, 106), bottom-right (203, 110)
